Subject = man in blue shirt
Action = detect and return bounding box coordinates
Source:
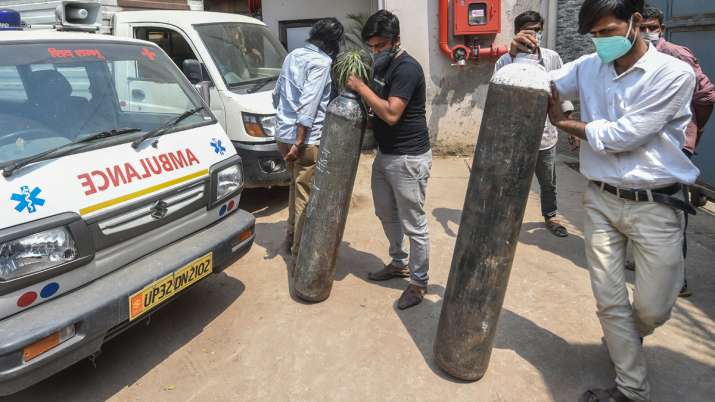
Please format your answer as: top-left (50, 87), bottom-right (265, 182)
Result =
top-left (273, 18), bottom-right (343, 261)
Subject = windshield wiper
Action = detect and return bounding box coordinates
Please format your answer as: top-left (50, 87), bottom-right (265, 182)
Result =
top-left (246, 76), bottom-right (278, 94)
top-left (2, 128), bottom-right (141, 178)
top-left (131, 106), bottom-right (205, 149)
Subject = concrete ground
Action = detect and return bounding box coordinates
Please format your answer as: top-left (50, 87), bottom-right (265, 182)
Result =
top-left (4, 155), bottom-right (714, 402)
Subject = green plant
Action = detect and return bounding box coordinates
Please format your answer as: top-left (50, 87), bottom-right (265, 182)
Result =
top-left (333, 48), bottom-right (372, 91)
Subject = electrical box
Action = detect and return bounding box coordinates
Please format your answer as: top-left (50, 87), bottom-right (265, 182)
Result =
top-left (454, 0), bottom-right (500, 35)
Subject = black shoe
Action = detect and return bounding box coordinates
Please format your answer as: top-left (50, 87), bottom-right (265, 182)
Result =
top-left (368, 263), bottom-right (410, 281)
top-left (397, 284), bottom-right (426, 310)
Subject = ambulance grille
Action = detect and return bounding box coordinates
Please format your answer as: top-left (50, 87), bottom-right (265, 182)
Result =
top-left (88, 181), bottom-right (208, 250)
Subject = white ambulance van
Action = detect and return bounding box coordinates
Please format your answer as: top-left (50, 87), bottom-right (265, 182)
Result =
top-left (6, 0), bottom-right (291, 189)
top-left (0, 10), bottom-right (255, 395)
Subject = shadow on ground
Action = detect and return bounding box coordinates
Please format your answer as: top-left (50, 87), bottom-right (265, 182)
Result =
top-left (253, 221), bottom-right (407, 295)
top-left (433, 207), bottom-right (461, 238)
top-left (5, 274), bottom-right (245, 402)
top-left (240, 187), bottom-right (289, 218)
top-left (393, 285), bottom-right (714, 402)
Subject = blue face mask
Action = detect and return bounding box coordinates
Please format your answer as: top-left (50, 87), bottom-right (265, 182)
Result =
top-left (591, 17), bottom-right (635, 64)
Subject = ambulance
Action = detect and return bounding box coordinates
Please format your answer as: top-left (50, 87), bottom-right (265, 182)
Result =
top-left (0, 8), bottom-right (255, 395)
top-left (7, 0), bottom-right (292, 189)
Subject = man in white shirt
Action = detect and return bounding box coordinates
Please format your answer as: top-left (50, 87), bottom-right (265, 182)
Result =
top-left (495, 10), bottom-right (574, 237)
top-left (511, 0), bottom-right (698, 401)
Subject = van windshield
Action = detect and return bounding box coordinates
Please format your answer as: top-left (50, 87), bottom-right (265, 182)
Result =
top-left (195, 23), bottom-right (286, 88)
top-left (0, 41), bottom-right (212, 166)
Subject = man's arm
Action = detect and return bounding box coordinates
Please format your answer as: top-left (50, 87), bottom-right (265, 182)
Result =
top-left (548, 70), bottom-right (696, 153)
top-left (347, 62), bottom-right (422, 126)
top-left (284, 62), bottom-right (331, 161)
top-left (346, 76), bottom-right (408, 126)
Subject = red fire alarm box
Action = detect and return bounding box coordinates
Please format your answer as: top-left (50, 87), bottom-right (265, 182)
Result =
top-left (454, 0), bottom-right (501, 35)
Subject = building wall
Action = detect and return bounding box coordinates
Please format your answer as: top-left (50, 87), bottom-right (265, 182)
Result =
top-left (555, 0), bottom-right (593, 62)
top-left (261, 0), bottom-right (377, 41)
top-left (383, 0), bottom-right (544, 152)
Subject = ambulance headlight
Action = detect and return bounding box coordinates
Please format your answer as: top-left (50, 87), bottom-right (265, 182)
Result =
top-left (0, 227), bottom-right (78, 281)
top-left (216, 164), bottom-right (243, 200)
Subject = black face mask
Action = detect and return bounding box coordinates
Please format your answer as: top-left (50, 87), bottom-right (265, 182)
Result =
top-left (372, 47), bottom-right (399, 76)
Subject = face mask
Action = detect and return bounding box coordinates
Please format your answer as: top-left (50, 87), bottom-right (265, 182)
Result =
top-left (372, 47), bottom-right (398, 75)
top-left (535, 32), bottom-right (543, 47)
top-left (642, 31), bottom-right (660, 45)
top-left (591, 16), bottom-right (635, 63)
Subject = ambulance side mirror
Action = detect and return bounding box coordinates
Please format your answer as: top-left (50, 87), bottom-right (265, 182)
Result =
top-left (182, 59), bottom-right (204, 84)
top-left (195, 81), bottom-right (211, 105)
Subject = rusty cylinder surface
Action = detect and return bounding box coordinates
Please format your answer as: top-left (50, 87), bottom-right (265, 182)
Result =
top-left (433, 61), bottom-right (550, 381)
top-left (293, 91), bottom-right (366, 302)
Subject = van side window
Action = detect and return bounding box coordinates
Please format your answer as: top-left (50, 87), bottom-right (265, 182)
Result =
top-left (0, 66), bottom-right (28, 103)
top-left (135, 27), bottom-right (199, 75)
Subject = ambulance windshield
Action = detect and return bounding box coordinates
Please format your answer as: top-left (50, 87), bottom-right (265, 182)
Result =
top-left (0, 41), bottom-right (213, 166)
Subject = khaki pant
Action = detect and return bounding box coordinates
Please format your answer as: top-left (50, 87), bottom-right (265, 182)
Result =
top-left (277, 142), bottom-right (319, 257)
top-left (583, 183), bottom-right (685, 401)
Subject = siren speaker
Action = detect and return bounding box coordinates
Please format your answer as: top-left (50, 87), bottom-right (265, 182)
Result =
top-left (55, 0), bottom-right (101, 31)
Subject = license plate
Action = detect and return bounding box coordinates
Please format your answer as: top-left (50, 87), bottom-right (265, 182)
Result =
top-left (128, 252), bottom-right (213, 321)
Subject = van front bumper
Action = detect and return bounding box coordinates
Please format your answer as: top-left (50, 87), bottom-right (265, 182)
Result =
top-left (0, 210), bottom-right (255, 396)
top-left (234, 141), bottom-right (290, 188)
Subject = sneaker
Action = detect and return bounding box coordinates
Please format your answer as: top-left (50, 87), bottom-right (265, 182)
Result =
top-left (368, 263), bottom-right (410, 281)
top-left (397, 284), bottom-right (426, 310)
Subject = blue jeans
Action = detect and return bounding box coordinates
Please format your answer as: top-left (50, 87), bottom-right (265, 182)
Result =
top-left (534, 146), bottom-right (558, 219)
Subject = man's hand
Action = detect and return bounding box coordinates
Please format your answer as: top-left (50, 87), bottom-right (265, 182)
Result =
top-left (284, 144), bottom-right (300, 162)
top-left (510, 30), bottom-right (538, 57)
top-left (346, 74), bottom-right (366, 93)
top-left (548, 81), bottom-right (567, 127)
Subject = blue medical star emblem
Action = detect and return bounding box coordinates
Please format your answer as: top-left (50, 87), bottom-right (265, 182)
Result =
top-left (210, 138), bottom-right (226, 155)
top-left (11, 186), bottom-right (45, 214)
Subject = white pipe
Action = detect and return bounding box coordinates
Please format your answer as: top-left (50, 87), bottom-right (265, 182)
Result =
top-left (547, 0), bottom-right (557, 49)
top-left (378, 0), bottom-right (386, 10)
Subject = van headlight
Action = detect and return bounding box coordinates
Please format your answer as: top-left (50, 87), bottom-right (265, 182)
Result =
top-left (242, 113), bottom-right (277, 137)
top-left (216, 164), bottom-right (243, 201)
top-left (0, 227), bottom-right (78, 281)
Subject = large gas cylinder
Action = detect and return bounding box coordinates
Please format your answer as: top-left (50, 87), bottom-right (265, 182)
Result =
top-left (293, 91), bottom-right (366, 302)
top-left (433, 60), bottom-right (550, 381)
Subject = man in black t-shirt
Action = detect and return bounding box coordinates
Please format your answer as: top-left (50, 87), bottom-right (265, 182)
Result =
top-left (346, 10), bottom-right (432, 310)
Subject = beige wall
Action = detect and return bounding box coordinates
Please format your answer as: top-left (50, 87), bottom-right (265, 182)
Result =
top-left (262, 0), bottom-right (377, 40)
top-left (384, 0), bottom-right (546, 152)
top-left (261, 0), bottom-right (551, 151)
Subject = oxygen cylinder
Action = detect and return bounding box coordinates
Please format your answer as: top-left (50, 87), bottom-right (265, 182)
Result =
top-left (433, 61), bottom-right (550, 381)
top-left (293, 91), bottom-right (366, 302)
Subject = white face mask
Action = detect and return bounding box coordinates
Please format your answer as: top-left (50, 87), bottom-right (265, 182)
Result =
top-left (642, 31), bottom-right (660, 44)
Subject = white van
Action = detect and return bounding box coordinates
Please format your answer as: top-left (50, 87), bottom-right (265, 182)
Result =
top-left (112, 11), bottom-right (290, 189)
top-left (0, 28), bottom-right (255, 395)
top-left (5, 1), bottom-right (290, 189)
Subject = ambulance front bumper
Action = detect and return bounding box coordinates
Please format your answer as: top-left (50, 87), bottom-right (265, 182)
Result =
top-left (0, 209), bottom-right (255, 396)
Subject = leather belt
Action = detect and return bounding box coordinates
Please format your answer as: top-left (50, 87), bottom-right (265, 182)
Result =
top-left (592, 181), bottom-right (696, 215)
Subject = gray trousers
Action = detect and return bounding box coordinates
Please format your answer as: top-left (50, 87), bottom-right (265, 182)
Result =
top-left (371, 150), bottom-right (432, 287)
top-left (534, 146), bottom-right (558, 218)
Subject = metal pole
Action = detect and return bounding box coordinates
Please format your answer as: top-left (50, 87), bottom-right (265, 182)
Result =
top-left (433, 61), bottom-right (550, 381)
top-left (293, 91), bottom-right (366, 302)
